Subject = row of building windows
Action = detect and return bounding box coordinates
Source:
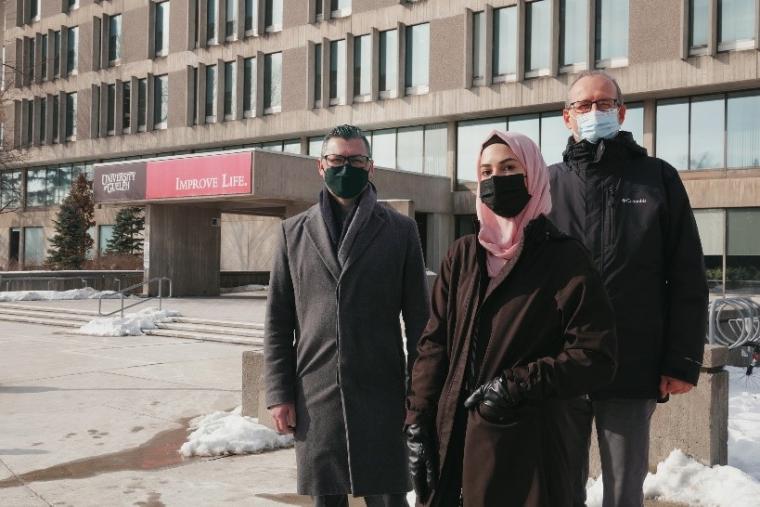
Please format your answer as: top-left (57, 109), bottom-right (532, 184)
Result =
top-left (12, 224), bottom-right (115, 267)
top-left (14, 92), bottom-right (78, 147)
top-left (689, 0), bottom-right (758, 54)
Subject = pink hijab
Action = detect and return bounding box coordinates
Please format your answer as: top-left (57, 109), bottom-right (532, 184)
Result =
top-left (476, 130), bottom-right (552, 277)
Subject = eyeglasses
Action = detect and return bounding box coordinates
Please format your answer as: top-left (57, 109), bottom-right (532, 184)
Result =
top-left (322, 154), bottom-right (372, 168)
top-left (567, 99), bottom-right (618, 113)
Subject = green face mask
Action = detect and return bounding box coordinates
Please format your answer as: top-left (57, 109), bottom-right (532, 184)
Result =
top-left (324, 164), bottom-right (369, 199)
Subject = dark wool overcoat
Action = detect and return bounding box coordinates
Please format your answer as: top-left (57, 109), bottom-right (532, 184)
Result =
top-left (406, 216), bottom-right (618, 507)
top-left (264, 186), bottom-right (429, 497)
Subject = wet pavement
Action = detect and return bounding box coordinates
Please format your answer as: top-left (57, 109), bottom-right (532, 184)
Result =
top-left (0, 300), bottom-right (301, 506)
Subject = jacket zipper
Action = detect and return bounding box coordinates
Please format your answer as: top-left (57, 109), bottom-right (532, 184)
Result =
top-left (602, 184), bottom-right (617, 268)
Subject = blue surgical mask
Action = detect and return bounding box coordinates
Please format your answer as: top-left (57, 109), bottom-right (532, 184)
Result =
top-left (576, 108), bottom-right (620, 144)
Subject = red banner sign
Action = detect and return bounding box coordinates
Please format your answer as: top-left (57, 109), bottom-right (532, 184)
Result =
top-left (145, 152), bottom-right (252, 199)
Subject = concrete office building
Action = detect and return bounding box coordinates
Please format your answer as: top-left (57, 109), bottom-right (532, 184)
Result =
top-left (0, 0), bottom-right (759, 294)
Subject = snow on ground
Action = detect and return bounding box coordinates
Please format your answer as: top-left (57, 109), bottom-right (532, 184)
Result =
top-left (219, 284), bottom-right (268, 294)
top-left (79, 307), bottom-right (180, 336)
top-left (587, 365), bottom-right (760, 507)
top-left (179, 406), bottom-right (293, 457)
top-left (0, 287), bottom-right (120, 302)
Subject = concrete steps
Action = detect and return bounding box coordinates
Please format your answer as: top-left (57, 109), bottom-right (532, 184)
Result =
top-left (145, 328), bottom-right (263, 347)
top-left (0, 303), bottom-right (265, 347)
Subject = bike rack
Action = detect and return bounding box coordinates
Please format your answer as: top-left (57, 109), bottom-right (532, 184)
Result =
top-left (97, 277), bottom-right (173, 319)
top-left (708, 297), bottom-right (760, 349)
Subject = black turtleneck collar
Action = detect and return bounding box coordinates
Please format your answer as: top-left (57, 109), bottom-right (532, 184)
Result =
top-left (562, 131), bottom-right (647, 168)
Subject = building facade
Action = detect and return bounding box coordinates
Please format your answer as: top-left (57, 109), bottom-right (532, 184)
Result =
top-left (1, 0), bottom-right (759, 290)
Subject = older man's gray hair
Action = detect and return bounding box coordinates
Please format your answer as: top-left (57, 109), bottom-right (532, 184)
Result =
top-left (321, 124), bottom-right (372, 157)
top-left (566, 70), bottom-right (625, 107)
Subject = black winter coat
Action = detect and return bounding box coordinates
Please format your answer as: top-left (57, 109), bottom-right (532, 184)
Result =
top-left (548, 131), bottom-right (708, 399)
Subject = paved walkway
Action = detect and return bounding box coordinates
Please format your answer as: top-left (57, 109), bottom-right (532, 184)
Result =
top-left (0, 301), bottom-right (307, 507)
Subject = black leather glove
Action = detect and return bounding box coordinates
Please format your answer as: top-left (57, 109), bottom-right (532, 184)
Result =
top-left (464, 375), bottom-right (517, 422)
top-left (406, 423), bottom-right (437, 503)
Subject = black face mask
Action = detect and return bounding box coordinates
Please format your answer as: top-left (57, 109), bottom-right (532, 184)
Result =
top-left (479, 174), bottom-right (531, 218)
top-left (324, 164), bottom-right (369, 199)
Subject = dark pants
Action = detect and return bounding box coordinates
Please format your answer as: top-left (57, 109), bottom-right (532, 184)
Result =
top-left (571, 397), bottom-right (657, 507)
top-left (313, 494), bottom-right (409, 507)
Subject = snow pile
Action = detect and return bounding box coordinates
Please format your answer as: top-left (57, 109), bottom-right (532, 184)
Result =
top-left (0, 287), bottom-right (119, 302)
top-left (79, 307), bottom-right (179, 336)
top-left (179, 406), bottom-right (293, 457)
top-left (587, 366), bottom-right (760, 506)
top-left (220, 284), bottom-right (268, 294)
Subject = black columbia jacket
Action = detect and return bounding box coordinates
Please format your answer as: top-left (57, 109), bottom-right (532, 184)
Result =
top-left (548, 131), bottom-right (708, 399)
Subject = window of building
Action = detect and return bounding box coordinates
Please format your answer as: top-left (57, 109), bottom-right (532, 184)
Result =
top-left (39, 99), bottom-right (46, 143)
top-left (283, 139), bottom-right (301, 154)
top-left (207, 0), bottom-right (217, 43)
top-left (560, 0), bottom-right (588, 69)
top-left (261, 141), bottom-right (283, 152)
top-left (265, 0), bottom-right (283, 32)
top-left (67, 26), bottom-right (78, 74)
top-left (329, 39), bottom-right (346, 105)
top-left (29, 0), bottom-right (40, 20)
top-left (624, 102), bottom-right (644, 145)
top-left (226, 0), bottom-right (237, 39)
top-left (26, 169), bottom-right (46, 207)
top-left (52, 94), bottom-right (60, 142)
top-left (65, 92), bottom-right (77, 141)
top-left (424, 124), bottom-right (448, 177)
top-left (107, 84), bottom-right (116, 135)
top-left (99, 225), bottom-right (115, 255)
top-left (25, 100), bottom-right (33, 145)
top-left (718, 0), bottom-right (756, 50)
top-left (154, 74), bottom-right (168, 129)
top-left (493, 6), bottom-right (517, 80)
top-left (405, 23), bottom-right (429, 94)
top-left (397, 126), bottom-right (424, 172)
top-left (690, 95), bottom-right (724, 170)
top-left (68, 0), bottom-right (79, 11)
top-left (264, 52), bottom-right (282, 113)
top-left (205, 64), bottom-right (217, 122)
top-left (472, 11), bottom-right (485, 84)
top-left (137, 78), bottom-right (147, 131)
top-left (526, 0), bottom-right (551, 76)
top-left (0, 171), bottom-right (21, 209)
top-left (656, 98), bottom-right (689, 170)
top-left (224, 61), bottom-right (235, 119)
top-left (595, 0), bottom-right (628, 66)
top-left (727, 91), bottom-right (760, 168)
top-left (727, 208), bottom-right (760, 292)
top-left (40, 33), bottom-right (47, 80)
top-left (353, 35), bottom-right (370, 99)
top-left (122, 81), bottom-right (131, 132)
top-left (155, 1), bottom-right (170, 57)
top-left (371, 129), bottom-right (396, 169)
top-left (331, 0), bottom-right (351, 17)
top-left (540, 112), bottom-right (569, 165)
top-left (24, 227), bottom-right (45, 267)
top-left (314, 43), bottom-right (322, 107)
top-left (245, 0), bottom-right (255, 34)
top-left (689, 0), bottom-right (709, 54)
top-left (53, 31), bottom-right (61, 78)
top-left (27, 38), bottom-right (35, 83)
top-left (108, 14), bottom-right (122, 65)
top-left (308, 136), bottom-right (324, 156)
top-left (379, 29), bottom-right (397, 97)
top-left (457, 117), bottom-right (507, 182)
top-left (243, 57), bottom-right (256, 116)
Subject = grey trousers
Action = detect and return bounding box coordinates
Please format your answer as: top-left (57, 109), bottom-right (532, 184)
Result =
top-left (572, 397), bottom-right (657, 507)
top-left (313, 494), bottom-right (409, 507)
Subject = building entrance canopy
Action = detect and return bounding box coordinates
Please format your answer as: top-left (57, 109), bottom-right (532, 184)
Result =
top-left (93, 149), bottom-right (453, 216)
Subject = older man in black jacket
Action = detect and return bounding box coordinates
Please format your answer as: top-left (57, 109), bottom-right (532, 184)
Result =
top-left (547, 71), bottom-right (708, 507)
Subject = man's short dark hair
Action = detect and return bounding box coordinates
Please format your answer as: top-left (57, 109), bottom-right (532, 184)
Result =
top-left (321, 124), bottom-right (372, 158)
top-left (565, 70), bottom-right (625, 107)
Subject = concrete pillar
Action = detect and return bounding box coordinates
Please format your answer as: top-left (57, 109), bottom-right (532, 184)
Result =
top-left (242, 350), bottom-right (264, 418)
top-left (426, 213), bottom-right (454, 272)
top-left (143, 204), bottom-right (222, 297)
top-left (589, 345), bottom-right (729, 477)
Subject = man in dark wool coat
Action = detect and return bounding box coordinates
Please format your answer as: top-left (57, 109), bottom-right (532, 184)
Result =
top-left (264, 124), bottom-right (429, 507)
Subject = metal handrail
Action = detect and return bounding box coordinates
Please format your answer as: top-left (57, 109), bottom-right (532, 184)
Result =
top-left (97, 277), bottom-right (173, 319)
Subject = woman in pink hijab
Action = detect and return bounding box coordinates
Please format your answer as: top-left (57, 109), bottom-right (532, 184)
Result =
top-left (405, 131), bottom-right (618, 506)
